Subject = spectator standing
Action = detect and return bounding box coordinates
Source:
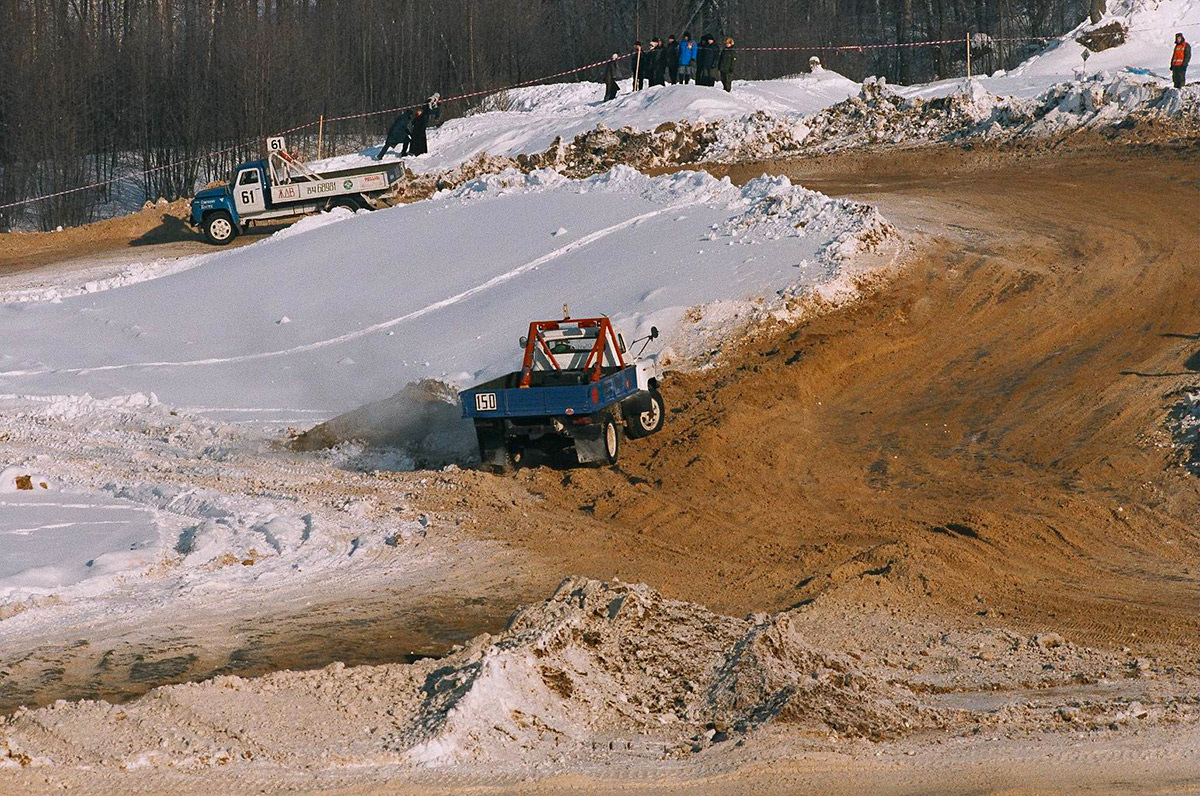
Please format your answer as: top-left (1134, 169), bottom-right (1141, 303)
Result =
top-left (697, 34), bottom-right (719, 86)
top-left (407, 106), bottom-right (429, 156)
top-left (678, 33), bottom-right (698, 84)
top-left (666, 35), bottom-right (680, 84)
top-left (1171, 32), bottom-right (1191, 88)
top-left (719, 37), bottom-right (737, 92)
top-left (649, 38), bottom-right (667, 86)
top-left (633, 41), bottom-right (645, 89)
top-left (603, 53), bottom-right (621, 101)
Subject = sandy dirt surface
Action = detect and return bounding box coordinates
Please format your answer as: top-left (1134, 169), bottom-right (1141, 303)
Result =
top-left (1, 147), bottom-right (1197, 793)
top-left (445, 147), bottom-right (1200, 645)
top-left (0, 200), bottom-right (293, 293)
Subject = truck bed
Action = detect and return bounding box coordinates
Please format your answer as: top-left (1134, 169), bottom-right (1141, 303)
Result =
top-left (313, 163), bottom-right (404, 180)
top-left (461, 367), bottom-right (640, 420)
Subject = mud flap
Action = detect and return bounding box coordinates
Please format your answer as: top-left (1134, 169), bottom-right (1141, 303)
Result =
top-left (571, 425), bottom-right (608, 464)
top-left (474, 421), bottom-right (509, 469)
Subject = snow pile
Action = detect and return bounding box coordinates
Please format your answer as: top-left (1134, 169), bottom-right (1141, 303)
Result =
top-left (1169, 390), bottom-right (1200, 477)
top-left (311, 71), bottom-right (860, 176)
top-left (0, 578), bottom-right (934, 772)
top-left (400, 578), bottom-right (929, 765)
top-left (797, 70), bottom-right (1197, 151)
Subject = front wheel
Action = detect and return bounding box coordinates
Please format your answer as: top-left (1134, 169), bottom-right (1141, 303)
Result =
top-left (204, 211), bottom-right (237, 245)
top-left (624, 390), bottom-right (665, 438)
top-left (328, 197), bottom-right (362, 213)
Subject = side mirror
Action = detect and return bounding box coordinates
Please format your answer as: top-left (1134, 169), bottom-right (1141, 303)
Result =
top-left (650, 326), bottom-right (659, 340)
top-left (519, 336), bottom-right (528, 348)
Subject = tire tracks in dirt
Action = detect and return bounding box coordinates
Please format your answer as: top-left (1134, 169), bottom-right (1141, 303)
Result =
top-left (435, 147), bottom-right (1200, 656)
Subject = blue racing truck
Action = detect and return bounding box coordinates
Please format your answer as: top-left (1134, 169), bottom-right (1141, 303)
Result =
top-left (190, 138), bottom-right (404, 245)
top-left (460, 315), bottom-right (665, 470)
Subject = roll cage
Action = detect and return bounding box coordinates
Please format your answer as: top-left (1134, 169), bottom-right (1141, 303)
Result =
top-left (518, 317), bottom-right (627, 388)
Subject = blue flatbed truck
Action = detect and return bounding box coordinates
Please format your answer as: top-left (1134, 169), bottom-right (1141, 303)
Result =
top-left (189, 137), bottom-right (404, 245)
top-left (461, 316), bottom-right (665, 470)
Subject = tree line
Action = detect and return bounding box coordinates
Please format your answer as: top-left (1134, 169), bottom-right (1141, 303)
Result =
top-left (0, 0), bottom-right (1090, 230)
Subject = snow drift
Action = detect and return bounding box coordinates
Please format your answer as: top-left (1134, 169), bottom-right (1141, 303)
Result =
top-left (0, 166), bottom-right (897, 421)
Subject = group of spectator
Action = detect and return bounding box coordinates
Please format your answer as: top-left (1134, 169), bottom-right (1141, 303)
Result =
top-left (376, 94), bottom-right (442, 160)
top-left (604, 32), bottom-right (738, 101)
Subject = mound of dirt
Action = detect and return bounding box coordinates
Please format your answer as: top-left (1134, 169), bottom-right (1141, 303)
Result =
top-left (1077, 20), bottom-right (1128, 52)
top-left (4, 574), bottom-right (1190, 780)
top-left (0, 578), bottom-right (936, 773)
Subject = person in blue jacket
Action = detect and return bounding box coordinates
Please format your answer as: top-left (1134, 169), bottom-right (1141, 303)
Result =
top-left (678, 32), bottom-right (698, 84)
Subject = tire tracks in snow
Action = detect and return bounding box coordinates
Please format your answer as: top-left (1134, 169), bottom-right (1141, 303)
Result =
top-left (0, 204), bottom-right (687, 379)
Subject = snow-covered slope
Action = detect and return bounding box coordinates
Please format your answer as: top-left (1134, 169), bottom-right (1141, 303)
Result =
top-left (0, 167), bottom-right (896, 601)
top-left (0, 167), bottom-right (894, 421)
top-left (298, 3), bottom-right (1193, 180)
top-left (313, 72), bottom-right (859, 174)
top-left (902, 0), bottom-right (1199, 99)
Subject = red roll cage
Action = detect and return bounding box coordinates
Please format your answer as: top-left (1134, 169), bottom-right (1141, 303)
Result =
top-left (518, 317), bottom-right (627, 388)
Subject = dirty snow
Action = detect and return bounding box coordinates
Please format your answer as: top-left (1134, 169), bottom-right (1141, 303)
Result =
top-left (311, 71), bottom-right (860, 174)
top-left (2, 577), bottom-right (1196, 782)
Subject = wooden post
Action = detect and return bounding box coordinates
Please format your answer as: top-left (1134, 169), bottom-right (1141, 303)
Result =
top-left (966, 32), bottom-right (972, 79)
top-left (316, 115), bottom-right (324, 160)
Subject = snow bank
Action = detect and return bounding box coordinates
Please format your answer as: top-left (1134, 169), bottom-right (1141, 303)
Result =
top-left (901, 0), bottom-right (1200, 100)
top-left (1, 575), bottom-right (1162, 776)
top-left (0, 578), bottom-right (936, 771)
top-left (0, 487), bottom-right (162, 602)
top-left (311, 71), bottom-right (859, 175)
top-left (0, 167), bottom-right (897, 422)
top-left (795, 69), bottom-right (1197, 152)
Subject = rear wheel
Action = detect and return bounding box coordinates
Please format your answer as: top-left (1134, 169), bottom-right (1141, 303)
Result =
top-left (624, 389), bottom-right (665, 438)
top-left (601, 418), bottom-right (620, 464)
top-left (204, 211), bottom-right (237, 245)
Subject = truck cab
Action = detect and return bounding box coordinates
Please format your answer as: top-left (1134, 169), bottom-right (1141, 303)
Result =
top-left (190, 160), bottom-right (271, 245)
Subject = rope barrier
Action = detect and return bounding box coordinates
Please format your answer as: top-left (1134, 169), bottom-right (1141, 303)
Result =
top-left (0, 53), bottom-right (638, 213)
top-left (3, 22), bottom-right (1190, 214)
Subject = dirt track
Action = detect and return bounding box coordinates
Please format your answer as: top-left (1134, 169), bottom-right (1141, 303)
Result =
top-left (2, 147), bottom-right (1197, 795)
top-left (429, 148), bottom-right (1200, 655)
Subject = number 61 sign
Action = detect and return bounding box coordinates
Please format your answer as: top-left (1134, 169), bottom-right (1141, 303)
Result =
top-left (266, 136), bottom-right (286, 152)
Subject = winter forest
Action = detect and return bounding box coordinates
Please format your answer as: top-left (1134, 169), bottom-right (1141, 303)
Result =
top-left (0, 0), bottom-right (1093, 230)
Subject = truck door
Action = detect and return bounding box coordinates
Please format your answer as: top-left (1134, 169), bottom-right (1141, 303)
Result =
top-left (233, 167), bottom-right (266, 218)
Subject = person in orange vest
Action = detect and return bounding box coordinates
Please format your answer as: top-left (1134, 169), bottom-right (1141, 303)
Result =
top-left (1171, 33), bottom-right (1191, 88)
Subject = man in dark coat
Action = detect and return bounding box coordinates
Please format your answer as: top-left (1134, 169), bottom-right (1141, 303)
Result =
top-left (719, 37), bottom-right (737, 92)
top-left (376, 110), bottom-right (412, 160)
top-left (407, 107), bottom-right (429, 156)
top-left (649, 37), bottom-right (667, 86)
top-left (603, 54), bottom-right (621, 101)
top-left (633, 41), bottom-right (645, 90)
top-left (666, 35), bottom-right (680, 84)
top-left (1171, 32), bottom-right (1191, 88)
top-left (697, 34), bottom-right (719, 86)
